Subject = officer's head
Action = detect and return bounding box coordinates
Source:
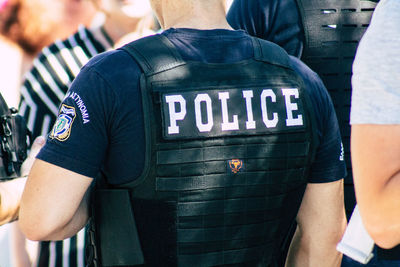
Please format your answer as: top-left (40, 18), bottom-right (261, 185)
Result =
top-left (149, 0), bottom-right (227, 29)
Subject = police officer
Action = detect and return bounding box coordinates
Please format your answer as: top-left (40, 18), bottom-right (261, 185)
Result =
top-left (19, 0), bottom-right (346, 266)
top-left (227, 1), bottom-right (400, 266)
top-left (227, 0), bottom-right (377, 218)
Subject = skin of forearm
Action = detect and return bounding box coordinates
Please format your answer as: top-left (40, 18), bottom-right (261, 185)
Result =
top-left (285, 225), bottom-right (343, 267)
top-left (352, 125), bottom-right (400, 248)
top-left (285, 181), bottom-right (346, 267)
top-left (27, 189), bottom-right (90, 241)
top-left (0, 177), bottom-right (27, 225)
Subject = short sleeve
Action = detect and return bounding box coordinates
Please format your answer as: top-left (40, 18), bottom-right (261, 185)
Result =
top-left (290, 57), bottom-right (347, 183)
top-left (350, 0), bottom-right (400, 124)
top-left (36, 50), bottom-right (146, 184)
top-left (308, 83), bottom-right (347, 183)
top-left (36, 63), bottom-right (113, 178)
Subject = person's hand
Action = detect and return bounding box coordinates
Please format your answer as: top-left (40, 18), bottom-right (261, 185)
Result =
top-left (0, 137), bottom-right (45, 225)
top-left (20, 136), bottom-right (46, 177)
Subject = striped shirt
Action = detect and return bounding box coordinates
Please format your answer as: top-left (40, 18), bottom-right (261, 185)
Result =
top-left (19, 25), bottom-right (113, 267)
top-left (19, 25), bottom-right (113, 138)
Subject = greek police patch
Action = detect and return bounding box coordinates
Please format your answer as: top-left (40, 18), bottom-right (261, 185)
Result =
top-left (49, 104), bottom-right (76, 141)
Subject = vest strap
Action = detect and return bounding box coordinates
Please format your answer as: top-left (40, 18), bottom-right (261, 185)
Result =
top-left (251, 37), bottom-right (291, 68)
top-left (122, 34), bottom-right (292, 74)
top-left (120, 34), bottom-right (186, 75)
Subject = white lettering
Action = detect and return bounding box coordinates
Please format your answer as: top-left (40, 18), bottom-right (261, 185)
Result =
top-left (260, 89), bottom-right (278, 128)
top-left (165, 95), bottom-right (186, 134)
top-left (242, 90), bottom-right (256, 129)
top-left (194, 94), bottom-right (214, 132)
top-left (67, 92), bottom-right (90, 124)
top-left (219, 92), bottom-right (239, 131)
top-left (282, 88), bottom-right (303, 126)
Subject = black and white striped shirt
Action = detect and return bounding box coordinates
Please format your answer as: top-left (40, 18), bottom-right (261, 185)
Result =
top-left (19, 25), bottom-right (113, 267)
top-left (19, 25), bottom-right (113, 139)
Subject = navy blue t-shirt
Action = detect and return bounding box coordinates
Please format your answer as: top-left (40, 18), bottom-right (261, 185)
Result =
top-left (227, 0), bottom-right (304, 57)
top-left (37, 28), bottom-right (345, 185)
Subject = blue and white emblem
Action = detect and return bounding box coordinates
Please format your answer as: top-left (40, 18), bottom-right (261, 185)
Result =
top-left (50, 104), bottom-right (76, 141)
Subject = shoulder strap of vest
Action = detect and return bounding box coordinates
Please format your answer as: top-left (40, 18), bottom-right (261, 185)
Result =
top-left (250, 36), bottom-right (291, 69)
top-left (121, 34), bottom-right (291, 73)
top-left (119, 34), bottom-right (186, 75)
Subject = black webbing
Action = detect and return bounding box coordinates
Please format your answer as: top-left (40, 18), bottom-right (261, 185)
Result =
top-left (251, 37), bottom-right (291, 68)
top-left (156, 142), bottom-right (309, 165)
top-left (120, 34), bottom-right (185, 75)
top-left (295, 0), bottom-right (378, 217)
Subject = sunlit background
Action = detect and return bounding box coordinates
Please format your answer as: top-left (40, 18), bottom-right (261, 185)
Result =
top-left (0, 38), bottom-right (24, 108)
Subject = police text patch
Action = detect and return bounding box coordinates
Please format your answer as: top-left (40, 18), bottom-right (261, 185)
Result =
top-left (161, 87), bottom-right (306, 139)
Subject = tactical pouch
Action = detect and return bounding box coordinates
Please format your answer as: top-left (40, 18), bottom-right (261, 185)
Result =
top-left (90, 189), bottom-right (144, 266)
top-left (0, 93), bottom-right (30, 180)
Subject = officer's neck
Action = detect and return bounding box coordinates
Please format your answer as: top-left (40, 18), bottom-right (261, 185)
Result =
top-left (158, 2), bottom-right (233, 31)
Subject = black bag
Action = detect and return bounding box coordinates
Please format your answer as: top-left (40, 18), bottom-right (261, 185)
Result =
top-left (0, 93), bottom-right (31, 180)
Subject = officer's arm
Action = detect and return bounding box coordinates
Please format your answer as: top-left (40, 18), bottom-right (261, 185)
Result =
top-left (285, 179), bottom-right (346, 267)
top-left (352, 124), bottom-right (400, 249)
top-left (19, 159), bottom-right (92, 241)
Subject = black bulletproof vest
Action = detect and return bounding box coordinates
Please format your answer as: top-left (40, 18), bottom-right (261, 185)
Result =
top-left (295, 0), bottom-right (377, 217)
top-left (294, 0), bottom-right (400, 260)
top-left (90, 34), bottom-right (318, 267)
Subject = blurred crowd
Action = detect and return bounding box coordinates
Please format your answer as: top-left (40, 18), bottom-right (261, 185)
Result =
top-left (1, 0), bottom-right (399, 267)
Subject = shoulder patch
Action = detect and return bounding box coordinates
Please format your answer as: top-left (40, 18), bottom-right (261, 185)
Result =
top-left (49, 104), bottom-right (76, 141)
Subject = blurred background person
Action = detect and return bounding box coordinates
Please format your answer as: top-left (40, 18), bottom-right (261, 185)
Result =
top-left (351, 0), bottom-right (400, 255)
top-left (226, 0), bottom-right (376, 216)
top-left (0, 1), bottom-right (97, 266)
top-left (0, 0), bottom-right (97, 106)
top-left (17, 0), bottom-right (157, 266)
top-left (0, 137), bottom-right (45, 267)
top-left (19, 0), bottom-right (156, 138)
